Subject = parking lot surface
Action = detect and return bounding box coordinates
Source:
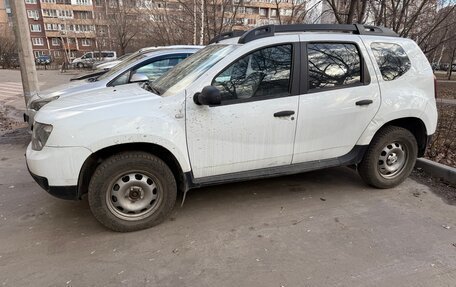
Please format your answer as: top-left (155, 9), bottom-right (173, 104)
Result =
top-left (1, 69), bottom-right (456, 286)
top-left (0, 135), bottom-right (456, 286)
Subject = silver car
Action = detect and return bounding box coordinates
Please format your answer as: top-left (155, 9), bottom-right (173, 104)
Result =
top-left (25, 45), bottom-right (203, 125)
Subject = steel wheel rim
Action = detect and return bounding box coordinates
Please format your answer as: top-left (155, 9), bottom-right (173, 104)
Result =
top-left (378, 142), bottom-right (407, 179)
top-left (106, 171), bottom-right (162, 221)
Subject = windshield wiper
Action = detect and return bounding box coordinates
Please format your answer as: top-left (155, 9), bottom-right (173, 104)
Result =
top-left (143, 81), bottom-right (161, 95)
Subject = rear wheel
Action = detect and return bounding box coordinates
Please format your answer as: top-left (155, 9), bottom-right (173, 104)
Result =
top-left (88, 151), bottom-right (176, 232)
top-left (358, 126), bottom-right (418, 189)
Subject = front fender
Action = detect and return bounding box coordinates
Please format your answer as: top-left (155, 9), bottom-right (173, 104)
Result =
top-left (44, 94), bottom-right (190, 172)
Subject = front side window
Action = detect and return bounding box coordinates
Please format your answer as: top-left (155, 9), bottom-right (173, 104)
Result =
top-left (110, 71), bottom-right (130, 86)
top-left (371, 42), bottom-right (411, 81)
top-left (213, 44), bottom-right (292, 102)
top-left (307, 43), bottom-right (361, 90)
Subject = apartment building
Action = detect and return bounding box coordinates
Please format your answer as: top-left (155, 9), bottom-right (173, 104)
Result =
top-left (23, 0), bottom-right (97, 60)
top-left (12, 0), bottom-right (324, 61)
top-left (0, 0), bottom-right (12, 31)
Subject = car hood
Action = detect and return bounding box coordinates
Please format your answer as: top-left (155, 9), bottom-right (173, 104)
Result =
top-left (38, 83), bottom-right (157, 118)
top-left (70, 70), bottom-right (107, 81)
top-left (37, 80), bottom-right (93, 99)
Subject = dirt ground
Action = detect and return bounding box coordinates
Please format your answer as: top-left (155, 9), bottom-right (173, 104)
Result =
top-left (425, 80), bottom-right (456, 167)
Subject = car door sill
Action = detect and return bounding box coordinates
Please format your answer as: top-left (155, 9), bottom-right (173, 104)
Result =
top-left (186, 145), bottom-right (367, 189)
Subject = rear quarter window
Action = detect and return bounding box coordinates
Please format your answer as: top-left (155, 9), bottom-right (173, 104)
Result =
top-left (371, 42), bottom-right (411, 81)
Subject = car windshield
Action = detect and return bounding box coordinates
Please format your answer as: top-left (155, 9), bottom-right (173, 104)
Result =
top-left (150, 44), bottom-right (237, 97)
top-left (96, 52), bottom-right (147, 81)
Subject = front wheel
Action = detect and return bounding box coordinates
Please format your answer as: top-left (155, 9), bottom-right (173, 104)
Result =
top-left (358, 126), bottom-right (418, 189)
top-left (88, 151), bottom-right (177, 232)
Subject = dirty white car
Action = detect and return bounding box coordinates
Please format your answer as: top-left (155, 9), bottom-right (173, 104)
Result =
top-left (26, 24), bottom-right (437, 232)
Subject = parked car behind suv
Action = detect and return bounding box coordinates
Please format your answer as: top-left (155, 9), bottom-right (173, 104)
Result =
top-left (92, 53), bottom-right (133, 71)
top-left (35, 55), bottom-right (52, 65)
top-left (72, 51), bottom-right (117, 68)
top-left (24, 45), bottom-right (203, 125)
top-left (27, 24), bottom-right (437, 232)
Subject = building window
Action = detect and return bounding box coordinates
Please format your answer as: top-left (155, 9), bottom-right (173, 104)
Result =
top-left (27, 10), bottom-right (39, 19)
top-left (34, 51), bottom-right (46, 58)
top-left (54, 50), bottom-right (61, 57)
top-left (30, 24), bottom-right (42, 32)
top-left (42, 9), bottom-right (57, 17)
top-left (58, 10), bottom-right (73, 18)
top-left (51, 38), bottom-right (60, 46)
top-left (259, 8), bottom-right (267, 16)
top-left (32, 38), bottom-right (44, 46)
top-left (81, 39), bottom-right (92, 46)
top-left (271, 9), bottom-right (278, 17)
top-left (74, 0), bottom-right (92, 5)
top-left (25, 0), bottom-right (38, 4)
top-left (45, 23), bottom-right (59, 30)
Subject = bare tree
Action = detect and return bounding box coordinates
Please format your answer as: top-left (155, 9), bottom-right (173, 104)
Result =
top-left (0, 26), bottom-right (18, 69)
top-left (107, 1), bottom-right (141, 55)
top-left (326, 0), bottom-right (369, 24)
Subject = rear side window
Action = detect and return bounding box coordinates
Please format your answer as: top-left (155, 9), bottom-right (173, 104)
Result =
top-left (307, 43), bottom-right (361, 90)
top-left (371, 43), bottom-right (411, 81)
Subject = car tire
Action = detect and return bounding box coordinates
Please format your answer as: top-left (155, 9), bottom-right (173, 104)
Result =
top-left (358, 126), bottom-right (418, 189)
top-left (77, 62), bottom-right (84, 68)
top-left (88, 151), bottom-right (177, 232)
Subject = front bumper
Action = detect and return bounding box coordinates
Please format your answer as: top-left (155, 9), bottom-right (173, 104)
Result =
top-left (27, 164), bottom-right (79, 200)
top-left (26, 143), bottom-right (92, 200)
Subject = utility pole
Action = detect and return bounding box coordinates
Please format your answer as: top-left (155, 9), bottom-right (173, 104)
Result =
top-left (199, 0), bottom-right (204, 45)
top-left (10, 0), bottom-right (39, 106)
top-left (193, 0), bottom-right (197, 45)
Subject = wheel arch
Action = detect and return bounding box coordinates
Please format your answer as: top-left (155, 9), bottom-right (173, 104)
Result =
top-left (367, 117), bottom-right (428, 157)
top-left (77, 143), bottom-right (186, 198)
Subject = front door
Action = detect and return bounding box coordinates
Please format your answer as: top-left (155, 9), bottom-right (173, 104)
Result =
top-left (186, 42), bottom-right (300, 179)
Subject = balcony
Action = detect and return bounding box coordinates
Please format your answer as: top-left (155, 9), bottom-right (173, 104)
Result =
top-left (45, 30), bottom-right (96, 38)
top-left (40, 2), bottom-right (93, 11)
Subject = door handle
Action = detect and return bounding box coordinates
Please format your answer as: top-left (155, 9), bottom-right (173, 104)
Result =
top-left (356, 100), bottom-right (373, 106)
top-left (274, 110), bottom-right (295, 117)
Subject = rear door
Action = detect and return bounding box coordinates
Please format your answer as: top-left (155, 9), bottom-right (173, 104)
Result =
top-left (292, 35), bottom-right (381, 163)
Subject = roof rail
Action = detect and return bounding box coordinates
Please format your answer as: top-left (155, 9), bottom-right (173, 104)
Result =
top-left (237, 24), bottom-right (398, 44)
top-left (209, 30), bottom-right (246, 44)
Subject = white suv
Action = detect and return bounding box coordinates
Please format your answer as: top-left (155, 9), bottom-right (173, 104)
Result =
top-left (26, 24), bottom-right (438, 232)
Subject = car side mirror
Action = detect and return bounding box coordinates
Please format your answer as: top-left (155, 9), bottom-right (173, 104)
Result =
top-left (193, 86), bottom-right (221, 106)
top-left (130, 72), bottom-right (149, 83)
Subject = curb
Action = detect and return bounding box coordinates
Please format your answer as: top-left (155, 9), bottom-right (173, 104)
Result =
top-left (415, 158), bottom-right (456, 185)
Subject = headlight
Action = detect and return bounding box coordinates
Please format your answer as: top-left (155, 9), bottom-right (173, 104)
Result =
top-left (30, 96), bottom-right (59, 111)
top-left (32, 122), bottom-right (53, 151)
